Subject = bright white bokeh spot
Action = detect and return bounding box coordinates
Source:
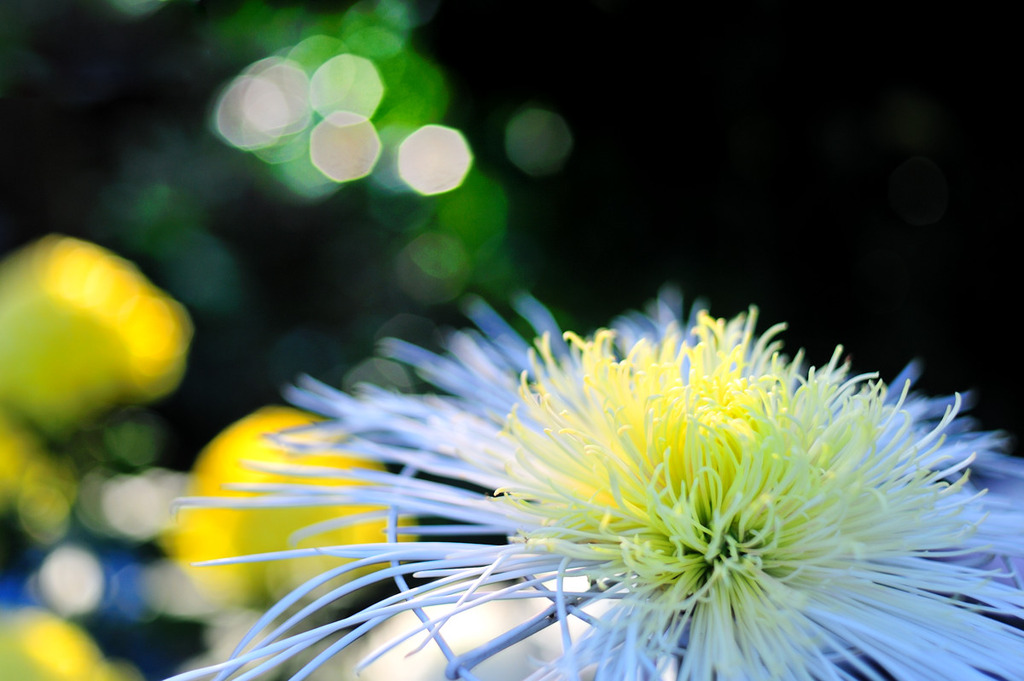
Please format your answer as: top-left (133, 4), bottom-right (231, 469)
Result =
top-left (310, 111), bottom-right (382, 182)
top-left (214, 58), bottom-right (311, 151)
top-left (100, 470), bottom-right (184, 541)
top-left (310, 54), bottom-right (385, 119)
top-left (397, 125), bottom-right (473, 195)
top-left (37, 545), bottom-right (105, 616)
top-left (505, 107), bottom-right (573, 176)
top-left (142, 560), bottom-right (219, 618)
top-left (338, 591), bottom-right (608, 681)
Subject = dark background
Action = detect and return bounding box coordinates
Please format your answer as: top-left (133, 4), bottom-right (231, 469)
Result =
top-left (4, 3), bottom-right (1019, 451)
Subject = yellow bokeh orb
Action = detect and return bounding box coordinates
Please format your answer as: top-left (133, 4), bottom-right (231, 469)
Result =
top-left (163, 406), bottom-right (389, 606)
top-left (0, 608), bottom-right (141, 681)
top-left (0, 235), bottom-right (193, 430)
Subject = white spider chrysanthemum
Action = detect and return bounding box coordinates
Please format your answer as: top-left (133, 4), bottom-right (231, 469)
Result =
top-left (172, 292), bottom-right (1024, 681)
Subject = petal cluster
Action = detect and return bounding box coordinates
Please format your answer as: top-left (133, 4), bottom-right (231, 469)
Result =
top-left (172, 293), bottom-right (1024, 681)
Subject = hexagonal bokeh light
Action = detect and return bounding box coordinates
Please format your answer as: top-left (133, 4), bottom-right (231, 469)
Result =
top-left (397, 125), bottom-right (473, 195)
top-left (310, 111), bottom-right (382, 182)
top-left (207, 12), bottom-right (461, 198)
top-left (214, 57), bottom-right (311, 151)
top-left (310, 54), bottom-right (385, 119)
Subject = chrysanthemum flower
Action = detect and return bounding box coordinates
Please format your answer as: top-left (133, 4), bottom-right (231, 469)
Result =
top-left (172, 292), bottom-right (1024, 681)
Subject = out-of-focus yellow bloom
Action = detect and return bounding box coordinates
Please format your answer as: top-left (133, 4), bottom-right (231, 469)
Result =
top-left (0, 411), bottom-right (76, 543)
top-left (163, 406), bottom-right (389, 606)
top-left (0, 235), bottom-right (192, 430)
top-left (0, 608), bottom-right (142, 681)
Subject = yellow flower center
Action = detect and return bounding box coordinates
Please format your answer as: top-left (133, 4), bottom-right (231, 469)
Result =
top-left (498, 309), bottom-right (966, 636)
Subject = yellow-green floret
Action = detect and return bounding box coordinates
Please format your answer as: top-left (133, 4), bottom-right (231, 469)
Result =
top-left (499, 309), bottom-right (972, 677)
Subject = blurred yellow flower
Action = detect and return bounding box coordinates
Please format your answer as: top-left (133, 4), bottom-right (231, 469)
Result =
top-left (0, 235), bottom-right (192, 430)
top-left (163, 406), bottom-right (389, 606)
top-left (0, 411), bottom-right (76, 543)
top-left (0, 608), bottom-right (141, 681)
